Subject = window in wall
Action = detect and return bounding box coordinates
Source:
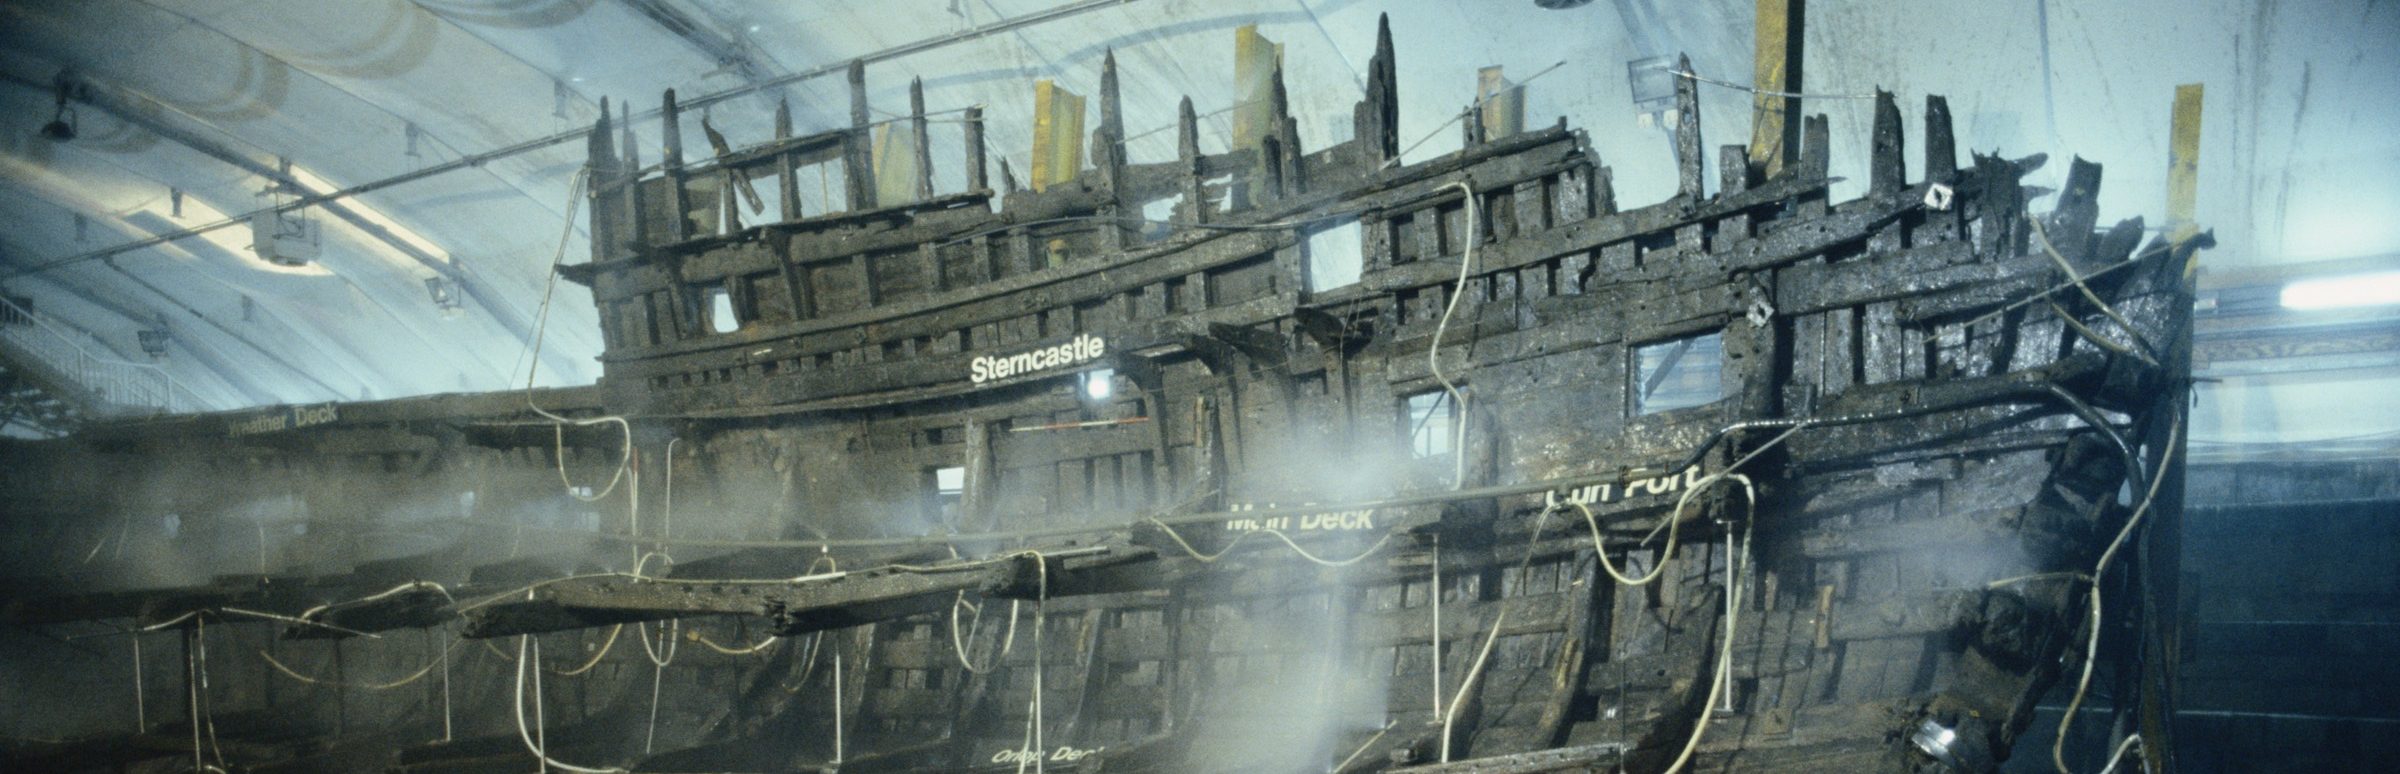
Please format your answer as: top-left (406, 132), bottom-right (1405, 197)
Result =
top-left (1632, 332), bottom-right (1724, 415)
top-left (1404, 390), bottom-right (1456, 459)
top-left (1305, 218), bottom-right (1364, 292)
top-left (791, 159), bottom-right (842, 218)
top-left (705, 283), bottom-right (740, 334)
top-left (744, 168), bottom-right (785, 227)
top-left (926, 465), bottom-right (966, 526)
top-left (1140, 194), bottom-right (1183, 243)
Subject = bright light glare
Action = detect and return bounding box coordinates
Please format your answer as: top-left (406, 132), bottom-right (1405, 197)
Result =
top-left (2281, 270), bottom-right (2400, 310)
top-left (1083, 369), bottom-right (1114, 400)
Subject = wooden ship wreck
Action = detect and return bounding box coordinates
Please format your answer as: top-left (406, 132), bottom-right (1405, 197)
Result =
top-left (0, 15), bottom-right (2201, 774)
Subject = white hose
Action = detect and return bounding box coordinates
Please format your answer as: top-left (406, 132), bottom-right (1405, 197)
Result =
top-left (1429, 181), bottom-right (1479, 490)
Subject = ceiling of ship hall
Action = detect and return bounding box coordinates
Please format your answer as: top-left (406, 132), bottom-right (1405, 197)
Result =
top-left (0, 0), bottom-right (2393, 420)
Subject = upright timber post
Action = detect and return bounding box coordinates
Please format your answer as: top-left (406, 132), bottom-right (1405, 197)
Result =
top-left (846, 60), bottom-right (877, 211)
top-left (963, 106), bottom-right (988, 193)
top-left (775, 99), bottom-right (802, 221)
top-left (1749, 0), bottom-right (1803, 180)
top-left (1674, 54), bottom-right (1705, 200)
top-left (1095, 50), bottom-right (1134, 249)
top-left (660, 89), bottom-right (688, 241)
top-left (911, 79), bottom-right (934, 202)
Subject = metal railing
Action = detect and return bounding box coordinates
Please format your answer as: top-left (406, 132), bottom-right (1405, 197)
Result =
top-left (0, 294), bottom-right (204, 416)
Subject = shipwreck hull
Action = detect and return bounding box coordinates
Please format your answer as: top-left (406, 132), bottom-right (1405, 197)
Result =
top-left (0, 15), bottom-right (2194, 774)
top-left (516, 16), bottom-right (2191, 773)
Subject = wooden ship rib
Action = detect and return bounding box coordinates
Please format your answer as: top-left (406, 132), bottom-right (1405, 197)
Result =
top-left (0, 14), bottom-right (2198, 774)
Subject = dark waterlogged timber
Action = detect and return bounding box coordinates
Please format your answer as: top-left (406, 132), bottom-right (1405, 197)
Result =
top-left (0, 14), bottom-right (2193, 774)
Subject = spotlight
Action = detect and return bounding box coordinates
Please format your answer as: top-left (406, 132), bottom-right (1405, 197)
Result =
top-left (1082, 368), bottom-right (1114, 401)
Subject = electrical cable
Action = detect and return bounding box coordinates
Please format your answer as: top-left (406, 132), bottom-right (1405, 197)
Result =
top-left (517, 168), bottom-right (631, 503)
top-left (690, 630), bottom-right (782, 656)
top-left (549, 625), bottom-right (624, 677)
top-left (1381, 61), bottom-right (1571, 170)
top-left (218, 606), bottom-right (380, 639)
top-left (949, 593), bottom-right (1019, 674)
top-left (130, 632), bottom-right (146, 732)
top-left (1987, 572), bottom-right (2094, 589)
top-left (439, 621), bottom-right (453, 742)
top-left (1439, 479), bottom-right (1637, 762)
top-left (257, 640), bottom-right (464, 690)
top-left (512, 630), bottom-right (627, 774)
top-left (1662, 487), bottom-right (1754, 774)
top-left (186, 617), bottom-right (203, 773)
top-left (1013, 551), bottom-right (1050, 774)
top-left (1431, 534), bottom-right (1443, 726)
top-left (2050, 299), bottom-right (2153, 363)
top-left (2053, 415), bottom-right (2180, 774)
top-left (639, 439), bottom-right (679, 755)
top-left (1584, 434), bottom-right (1781, 587)
top-left (1140, 518), bottom-right (1393, 566)
top-left (1429, 180), bottom-right (1479, 490)
top-left (2028, 215), bottom-right (2159, 366)
top-left (1658, 65), bottom-right (1879, 101)
top-left (1958, 243), bottom-right (2167, 332)
top-left (2095, 734), bottom-right (2143, 774)
top-left (194, 613), bottom-right (227, 772)
top-left (296, 580), bottom-right (454, 623)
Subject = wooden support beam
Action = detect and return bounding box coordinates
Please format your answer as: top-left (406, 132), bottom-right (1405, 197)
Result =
top-left (964, 106), bottom-right (987, 193)
top-left (911, 78), bottom-right (934, 202)
top-left (459, 562), bottom-right (1032, 638)
top-left (1356, 13), bottom-right (1400, 162)
top-left (1177, 96), bottom-right (1207, 224)
top-left (776, 98), bottom-right (802, 221)
top-left (1097, 49), bottom-right (1135, 247)
top-left (1925, 94), bottom-right (1957, 182)
top-left (846, 60), bottom-right (877, 211)
top-left (660, 88), bottom-right (689, 241)
top-left (1869, 89), bottom-right (1904, 195)
top-left (1674, 54), bottom-right (1705, 199)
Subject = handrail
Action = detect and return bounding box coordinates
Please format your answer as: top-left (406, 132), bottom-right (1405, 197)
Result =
top-left (0, 294), bottom-right (202, 416)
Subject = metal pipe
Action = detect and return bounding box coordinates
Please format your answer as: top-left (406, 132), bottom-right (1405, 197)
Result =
top-left (4, 0), bottom-right (1140, 280)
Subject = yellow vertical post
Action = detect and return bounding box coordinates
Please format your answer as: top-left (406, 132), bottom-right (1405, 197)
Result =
top-left (872, 123), bottom-right (921, 206)
top-left (1748, 0), bottom-right (1802, 179)
top-left (1030, 79), bottom-right (1085, 193)
top-left (1476, 66), bottom-right (1525, 141)
top-left (1232, 25), bottom-right (1283, 152)
top-left (2167, 83), bottom-right (2205, 267)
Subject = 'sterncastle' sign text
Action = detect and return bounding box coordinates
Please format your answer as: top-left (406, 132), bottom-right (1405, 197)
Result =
top-left (969, 333), bottom-right (1107, 384)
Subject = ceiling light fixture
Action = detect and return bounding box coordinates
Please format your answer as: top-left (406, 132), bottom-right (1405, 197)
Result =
top-left (40, 73), bottom-right (78, 142)
top-left (2281, 270), bottom-right (2400, 310)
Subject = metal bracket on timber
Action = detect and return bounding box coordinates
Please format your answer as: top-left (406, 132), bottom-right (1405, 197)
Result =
top-left (1293, 306), bottom-right (1370, 352)
top-left (1202, 322), bottom-right (1292, 372)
